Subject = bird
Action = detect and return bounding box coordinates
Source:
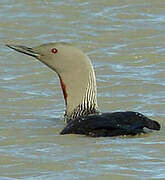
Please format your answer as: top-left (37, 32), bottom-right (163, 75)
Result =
top-left (6, 42), bottom-right (160, 137)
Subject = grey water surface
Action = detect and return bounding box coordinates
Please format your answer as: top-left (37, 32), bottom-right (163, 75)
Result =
top-left (0, 0), bottom-right (165, 179)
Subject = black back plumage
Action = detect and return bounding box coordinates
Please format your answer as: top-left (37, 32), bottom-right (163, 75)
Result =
top-left (60, 111), bottom-right (160, 137)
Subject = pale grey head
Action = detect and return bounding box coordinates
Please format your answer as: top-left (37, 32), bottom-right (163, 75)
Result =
top-left (6, 42), bottom-right (98, 123)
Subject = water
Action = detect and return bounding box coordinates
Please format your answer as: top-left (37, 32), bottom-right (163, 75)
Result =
top-left (0, 0), bottom-right (165, 179)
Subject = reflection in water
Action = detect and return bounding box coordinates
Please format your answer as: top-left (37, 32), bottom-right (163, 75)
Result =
top-left (0, 0), bottom-right (165, 179)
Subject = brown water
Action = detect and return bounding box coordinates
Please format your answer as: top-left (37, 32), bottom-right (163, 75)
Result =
top-left (0, 0), bottom-right (165, 179)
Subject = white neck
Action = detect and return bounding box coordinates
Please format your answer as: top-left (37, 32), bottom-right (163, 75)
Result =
top-left (59, 56), bottom-right (98, 123)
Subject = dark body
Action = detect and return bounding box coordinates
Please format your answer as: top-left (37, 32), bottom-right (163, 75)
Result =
top-left (60, 111), bottom-right (160, 137)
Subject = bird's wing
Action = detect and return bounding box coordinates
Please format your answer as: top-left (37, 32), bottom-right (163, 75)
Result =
top-left (60, 111), bottom-right (160, 137)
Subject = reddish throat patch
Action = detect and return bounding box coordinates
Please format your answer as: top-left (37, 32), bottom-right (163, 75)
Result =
top-left (58, 75), bottom-right (68, 104)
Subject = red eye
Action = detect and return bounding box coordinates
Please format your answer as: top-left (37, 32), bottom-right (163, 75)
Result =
top-left (51, 48), bottom-right (58, 54)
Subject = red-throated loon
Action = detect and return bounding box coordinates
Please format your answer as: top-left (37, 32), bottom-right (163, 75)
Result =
top-left (6, 43), bottom-right (160, 137)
